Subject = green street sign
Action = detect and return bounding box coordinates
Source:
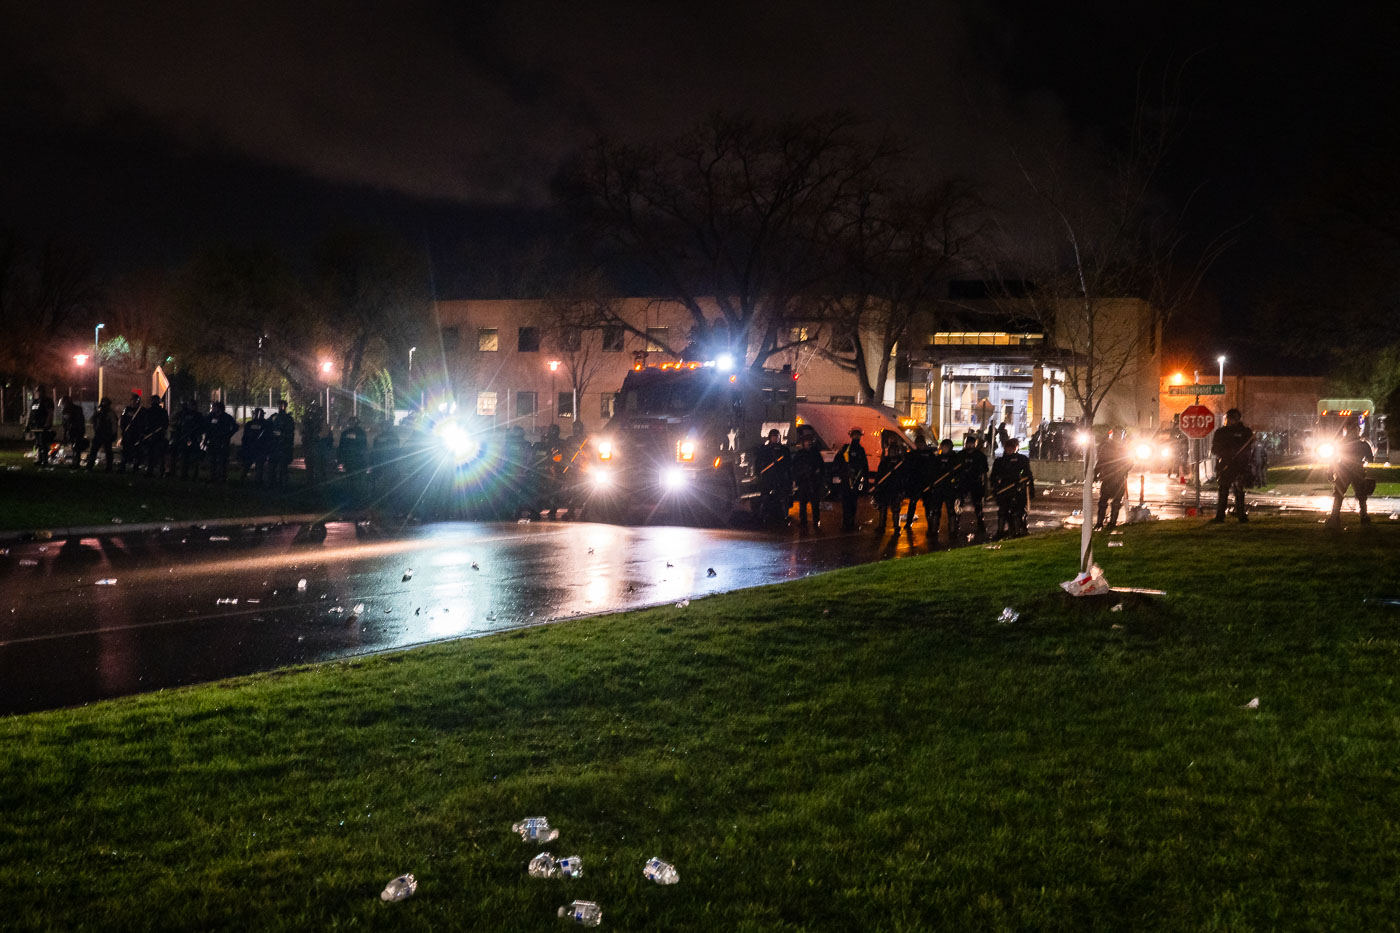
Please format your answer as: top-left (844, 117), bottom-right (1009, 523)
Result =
top-left (1167, 383), bottom-right (1225, 396)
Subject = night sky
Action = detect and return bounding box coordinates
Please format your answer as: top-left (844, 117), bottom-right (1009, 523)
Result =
top-left (2, 1), bottom-right (1394, 372)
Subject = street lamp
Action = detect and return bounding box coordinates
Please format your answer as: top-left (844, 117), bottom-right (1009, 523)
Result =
top-left (319, 360), bottom-right (334, 424)
top-left (73, 353), bottom-right (89, 366)
top-left (408, 346), bottom-right (416, 374)
top-left (1217, 355), bottom-right (1226, 385)
top-left (94, 323), bottom-right (104, 356)
top-left (547, 360), bottom-right (561, 425)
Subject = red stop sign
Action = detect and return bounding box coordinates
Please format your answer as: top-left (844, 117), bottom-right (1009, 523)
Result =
top-left (1180, 404), bottom-right (1216, 438)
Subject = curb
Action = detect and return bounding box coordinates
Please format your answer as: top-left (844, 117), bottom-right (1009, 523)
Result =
top-left (0, 513), bottom-right (334, 544)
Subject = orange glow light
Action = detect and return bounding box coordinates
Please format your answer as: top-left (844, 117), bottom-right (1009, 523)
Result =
top-left (1171, 372), bottom-right (1185, 385)
top-left (713, 456), bottom-right (722, 468)
top-left (728, 374), bottom-right (737, 383)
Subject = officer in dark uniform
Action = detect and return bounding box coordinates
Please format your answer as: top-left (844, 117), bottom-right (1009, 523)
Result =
top-left (927, 438), bottom-right (962, 540)
top-left (1327, 421), bottom-right (1374, 527)
top-left (504, 425), bottom-right (533, 519)
top-left (791, 427), bottom-right (825, 531)
top-left (267, 400), bottom-right (296, 488)
top-left (957, 436), bottom-right (990, 539)
top-left (872, 434), bottom-right (905, 533)
top-left (141, 397), bottom-right (169, 475)
top-left (171, 400), bottom-right (204, 480)
top-left (834, 428), bottom-right (869, 531)
top-left (27, 387), bottom-right (56, 466)
top-left (87, 397), bottom-right (119, 471)
top-left (118, 393), bottom-right (142, 472)
top-left (337, 416), bottom-right (369, 475)
top-left (754, 428), bottom-right (792, 525)
top-left (901, 435), bottom-right (934, 530)
top-left (990, 437), bottom-right (1036, 539)
top-left (202, 401), bottom-right (239, 483)
top-left (560, 421), bottom-right (590, 519)
top-left (371, 414), bottom-right (401, 500)
top-left (59, 397), bottom-right (86, 468)
top-left (534, 423), bottom-right (566, 519)
top-left (302, 403), bottom-right (325, 484)
top-left (1210, 408), bottom-right (1254, 523)
top-left (240, 408), bottom-right (268, 484)
top-left (1093, 427), bottom-right (1132, 531)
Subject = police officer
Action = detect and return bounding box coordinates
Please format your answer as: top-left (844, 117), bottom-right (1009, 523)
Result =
top-left (990, 437), bottom-right (1036, 539)
top-left (560, 420), bottom-right (590, 519)
top-left (872, 434), bottom-right (905, 534)
top-left (957, 436), bottom-right (990, 539)
top-left (1211, 408), bottom-right (1254, 523)
top-left (202, 401), bottom-right (239, 483)
top-left (754, 428), bottom-right (792, 525)
top-left (141, 396), bottom-right (169, 475)
top-left (901, 434), bottom-right (934, 530)
top-left (504, 425), bottom-right (533, 520)
top-left (118, 393), bottom-right (143, 472)
top-left (87, 397), bottom-right (119, 471)
top-left (267, 400), bottom-right (296, 488)
top-left (240, 407), bottom-right (268, 484)
top-left (302, 403), bottom-right (325, 484)
top-left (534, 423), bottom-right (566, 519)
top-left (337, 416), bottom-right (369, 476)
top-left (27, 387), bottom-right (56, 466)
top-left (834, 428), bottom-right (869, 531)
top-left (1093, 427), bottom-right (1132, 531)
top-left (927, 438), bottom-right (962, 540)
top-left (59, 396), bottom-right (86, 468)
top-left (1327, 421), bottom-right (1374, 527)
top-left (171, 400), bottom-right (204, 480)
top-left (371, 414), bottom-right (401, 500)
top-left (791, 427), bottom-right (825, 531)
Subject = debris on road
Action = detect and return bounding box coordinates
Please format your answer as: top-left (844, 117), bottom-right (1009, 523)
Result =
top-left (297, 579), bottom-right (308, 591)
top-left (95, 578), bottom-right (117, 586)
top-left (402, 569), bottom-right (415, 581)
top-left (706, 568), bottom-right (717, 577)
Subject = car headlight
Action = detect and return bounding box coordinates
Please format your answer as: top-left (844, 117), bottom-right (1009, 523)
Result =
top-left (435, 422), bottom-right (478, 462)
top-left (1159, 446), bottom-right (1173, 459)
top-left (1134, 442), bottom-right (1153, 461)
top-left (596, 439), bottom-right (613, 461)
top-left (591, 470), bottom-right (612, 487)
top-left (662, 467), bottom-right (688, 490)
top-left (1075, 431), bottom-right (1090, 446)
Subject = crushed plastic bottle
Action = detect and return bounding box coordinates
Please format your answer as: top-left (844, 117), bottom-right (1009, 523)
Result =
top-left (1107, 541), bottom-right (1124, 548)
top-left (95, 578), bottom-right (118, 586)
top-left (210, 535), bottom-right (230, 542)
top-left (558, 900), bottom-right (601, 926)
top-left (297, 578), bottom-right (308, 591)
top-left (642, 856), bottom-right (679, 885)
top-left (353, 602), bottom-right (365, 614)
top-left (402, 569), bottom-right (415, 581)
top-left (18, 559), bottom-right (38, 567)
top-left (706, 568), bottom-right (717, 577)
top-left (557, 855), bottom-right (583, 879)
top-left (512, 817), bottom-right (559, 843)
top-left (1110, 602), bottom-right (1124, 612)
top-left (675, 599), bottom-right (690, 608)
top-left (997, 607), bottom-right (1020, 625)
top-left (529, 852), bottom-right (559, 878)
top-left (216, 597), bottom-right (238, 605)
top-left (1243, 697), bottom-right (1260, 710)
top-left (380, 873), bottom-right (417, 902)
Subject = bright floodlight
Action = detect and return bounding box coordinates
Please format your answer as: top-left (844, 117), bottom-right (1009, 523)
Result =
top-left (662, 467), bottom-right (688, 490)
top-left (1134, 442), bottom-right (1153, 461)
top-left (73, 353), bottom-right (90, 366)
top-left (591, 470), bottom-right (612, 487)
top-left (320, 360), bottom-right (333, 373)
top-left (715, 353), bottom-right (735, 372)
top-left (436, 422), bottom-right (478, 462)
top-left (1075, 430), bottom-right (1090, 446)
top-left (1317, 442), bottom-right (1336, 459)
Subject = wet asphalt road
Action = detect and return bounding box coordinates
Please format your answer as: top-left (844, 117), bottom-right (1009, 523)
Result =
top-left (3, 478), bottom-right (1373, 715)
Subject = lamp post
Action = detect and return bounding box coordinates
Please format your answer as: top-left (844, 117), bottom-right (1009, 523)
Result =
top-left (319, 360), bottom-right (334, 424)
top-left (1217, 355), bottom-right (1225, 385)
top-left (408, 346), bottom-right (416, 374)
top-left (94, 323), bottom-right (105, 400)
top-left (547, 360), bottom-right (561, 425)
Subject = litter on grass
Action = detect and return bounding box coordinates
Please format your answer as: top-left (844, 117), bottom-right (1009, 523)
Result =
top-left (512, 817), bottom-right (559, 843)
top-left (1107, 541), bottom-right (1124, 547)
top-left (1111, 586), bottom-right (1168, 596)
top-left (675, 599), bottom-right (690, 608)
top-left (1243, 697), bottom-right (1260, 710)
top-left (559, 901), bottom-right (602, 926)
top-left (997, 607), bottom-right (1020, 624)
top-left (380, 873), bottom-right (417, 902)
top-left (1110, 602), bottom-right (1124, 612)
top-left (1061, 564), bottom-right (1111, 597)
top-left (643, 857), bottom-right (679, 885)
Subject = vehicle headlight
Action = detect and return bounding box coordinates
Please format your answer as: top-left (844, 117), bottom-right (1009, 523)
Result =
top-left (1317, 442), bottom-right (1335, 459)
top-left (435, 422), bottom-right (478, 462)
top-left (591, 470), bottom-right (612, 487)
top-left (596, 439), bottom-right (613, 461)
top-left (678, 439), bottom-right (696, 462)
top-left (662, 467), bottom-right (688, 490)
top-left (1159, 446), bottom-right (1173, 459)
top-left (1134, 442), bottom-right (1153, 461)
top-left (1075, 431), bottom-right (1090, 446)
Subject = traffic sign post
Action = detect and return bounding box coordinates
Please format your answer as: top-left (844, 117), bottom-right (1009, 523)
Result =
top-left (1167, 383), bottom-right (1225, 397)
top-left (1178, 403), bottom-right (1216, 514)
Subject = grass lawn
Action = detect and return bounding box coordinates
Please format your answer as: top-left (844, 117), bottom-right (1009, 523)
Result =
top-left (0, 449), bottom-right (338, 531)
top-left (3, 516), bottom-right (1399, 930)
top-left (1267, 462), bottom-right (1399, 487)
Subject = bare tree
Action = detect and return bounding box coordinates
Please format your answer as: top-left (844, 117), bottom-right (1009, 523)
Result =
top-left (822, 180), bottom-right (984, 402)
top-left (988, 69), bottom-right (1236, 572)
top-left (0, 232), bottom-right (102, 384)
top-left (540, 293), bottom-right (613, 426)
top-left (556, 112), bottom-right (896, 366)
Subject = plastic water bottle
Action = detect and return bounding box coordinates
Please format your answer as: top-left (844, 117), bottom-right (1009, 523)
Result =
top-left (557, 855), bottom-right (583, 878)
top-left (642, 856), bottom-right (679, 885)
top-left (380, 873), bottom-right (417, 902)
top-left (528, 852), bottom-right (558, 878)
top-left (558, 900), bottom-right (602, 926)
top-left (512, 817), bottom-right (559, 843)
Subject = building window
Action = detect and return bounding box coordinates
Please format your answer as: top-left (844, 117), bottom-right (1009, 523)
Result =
top-left (441, 326), bottom-right (460, 353)
top-left (478, 328), bottom-right (499, 352)
top-left (476, 391), bottom-right (497, 416)
top-left (516, 391), bottom-right (537, 418)
top-left (557, 391), bottom-right (574, 418)
top-left (517, 327), bottom-right (540, 353)
top-left (645, 326), bottom-right (669, 353)
top-left (600, 392), bottom-right (617, 421)
top-left (602, 325), bottom-right (624, 352)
